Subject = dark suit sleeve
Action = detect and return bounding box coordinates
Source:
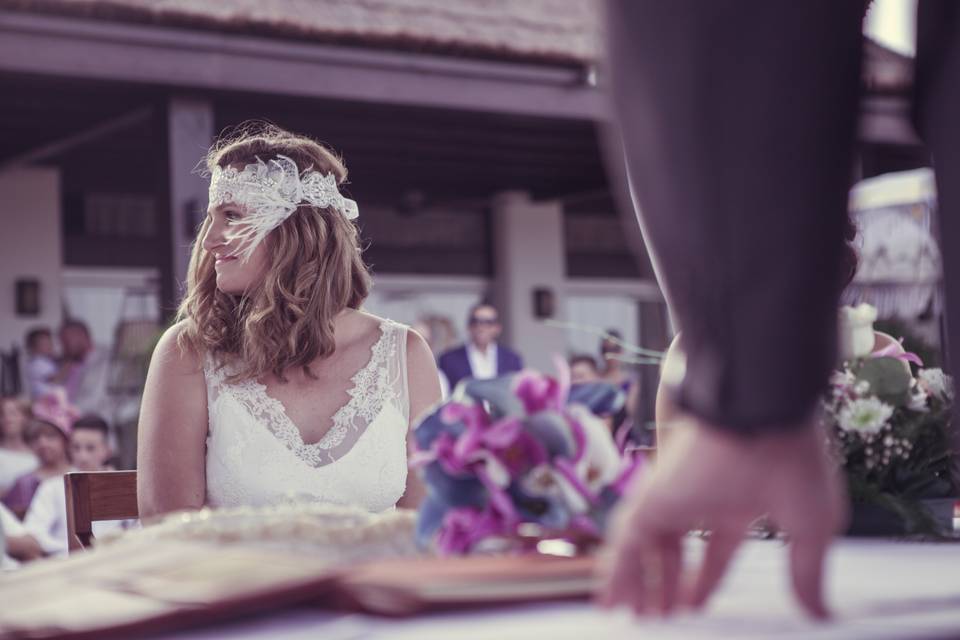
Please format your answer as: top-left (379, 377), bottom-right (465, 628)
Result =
top-left (605, 1), bottom-right (864, 433)
top-left (437, 350), bottom-right (454, 383)
top-left (499, 347), bottom-right (523, 374)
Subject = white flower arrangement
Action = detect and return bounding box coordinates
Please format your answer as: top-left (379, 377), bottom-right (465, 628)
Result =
top-left (836, 397), bottom-right (894, 434)
top-left (919, 368), bottom-right (953, 401)
top-left (822, 307), bottom-right (955, 534)
top-left (838, 303), bottom-right (879, 362)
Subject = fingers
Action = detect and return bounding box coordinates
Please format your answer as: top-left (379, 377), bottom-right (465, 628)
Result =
top-left (656, 533), bottom-right (683, 615)
top-left (596, 510), bottom-right (650, 612)
top-left (685, 528), bottom-right (743, 610)
top-left (596, 517), bottom-right (686, 616)
top-left (788, 532), bottom-right (832, 620)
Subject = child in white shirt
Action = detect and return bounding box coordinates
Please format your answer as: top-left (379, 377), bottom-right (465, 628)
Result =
top-left (23, 415), bottom-right (127, 557)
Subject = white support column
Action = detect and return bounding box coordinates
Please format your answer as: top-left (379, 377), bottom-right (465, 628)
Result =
top-left (168, 97), bottom-right (214, 299)
top-left (491, 191), bottom-right (567, 372)
top-left (0, 167), bottom-right (62, 348)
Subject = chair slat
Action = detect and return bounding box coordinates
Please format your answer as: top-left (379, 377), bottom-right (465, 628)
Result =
top-left (65, 470), bottom-right (139, 553)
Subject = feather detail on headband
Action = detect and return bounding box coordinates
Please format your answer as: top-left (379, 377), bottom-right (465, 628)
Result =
top-left (208, 154), bottom-right (359, 261)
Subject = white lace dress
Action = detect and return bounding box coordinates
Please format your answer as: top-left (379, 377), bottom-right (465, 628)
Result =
top-left (203, 319), bottom-right (410, 513)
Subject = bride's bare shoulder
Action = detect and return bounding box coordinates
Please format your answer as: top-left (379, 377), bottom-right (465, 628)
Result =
top-left (337, 309), bottom-right (404, 350)
top-left (151, 320), bottom-right (204, 375)
top-left (344, 309), bottom-right (406, 334)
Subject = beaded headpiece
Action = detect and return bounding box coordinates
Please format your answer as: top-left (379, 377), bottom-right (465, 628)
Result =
top-left (208, 154), bottom-right (359, 261)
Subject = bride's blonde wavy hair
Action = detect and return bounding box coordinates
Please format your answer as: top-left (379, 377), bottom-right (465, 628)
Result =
top-left (177, 122), bottom-right (372, 382)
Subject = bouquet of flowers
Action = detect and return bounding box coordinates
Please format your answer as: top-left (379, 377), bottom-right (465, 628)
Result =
top-left (412, 365), bottom-right (644, 555)
top-left (823, 305), bottom-right (956, 535)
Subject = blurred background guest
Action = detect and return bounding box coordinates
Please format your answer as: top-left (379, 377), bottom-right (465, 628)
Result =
top-left (412, 315), bottom-right (458, 364)
top-left (0, 397), bottom-right (37, 495)
top-left (67, 415), bottom-right (114, 473)
top-left (1, 391), bottom-right (76, 519)
top-left (1, 502), bottom-right (44, 569)
top-left (23, 327), bottom-right (59, 399)
top-left (437, 302), bottom-right (523, 391)
top-left (598, 329), bottom-right (635, 393)
top-left (58, 320), bottom-right (111, 418)
top-left (569, 354), bottom-right (601, 384)
top-left (598, 329), bottom-right (640, 436)
top-left (23, 414), bottom-right (120, 557)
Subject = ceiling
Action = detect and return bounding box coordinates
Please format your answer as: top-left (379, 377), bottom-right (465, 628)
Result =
top-left (0, 72), bottom-right (612, 209)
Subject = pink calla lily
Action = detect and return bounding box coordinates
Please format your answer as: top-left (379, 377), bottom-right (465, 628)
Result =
top-left (415, 356), bottom-right (647, 555)
top-left (515, 370), bottom-right (566, 414)
top-left (871, 340), bottom-right (924, 367)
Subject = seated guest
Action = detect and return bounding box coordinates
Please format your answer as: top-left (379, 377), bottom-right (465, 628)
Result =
top-left (2, 390), bottom-right (75, 518)
top-left (1, 502), bottom-right (43, 568)
top-left (24, 327), bottom-right (60, 399)
top-left (569, 354), bottom-right (601, 384)
top-left (24, 414), bottom-right (125, 556)
top-left (58, 319), bottom-right (111, 419)
top-left (0, 396), bottom-right (37, 495)
top-left (438, 302), bottom-right (523, 391)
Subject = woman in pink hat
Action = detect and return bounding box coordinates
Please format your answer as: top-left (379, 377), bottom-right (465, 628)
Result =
top-left (1, 390), bottom-right (76, 519)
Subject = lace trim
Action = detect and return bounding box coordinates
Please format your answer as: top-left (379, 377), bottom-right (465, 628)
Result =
top-left (206, 320), bottom-right (402, 468)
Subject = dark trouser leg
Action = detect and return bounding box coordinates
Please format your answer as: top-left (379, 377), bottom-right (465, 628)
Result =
top-left (604, 1), bottom-right (865, 433)
top-left (915, 0), bottom-right (960, 472)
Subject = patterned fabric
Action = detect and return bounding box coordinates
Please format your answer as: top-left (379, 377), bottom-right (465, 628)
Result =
top-left (203, 319), bottom-right (410, 512)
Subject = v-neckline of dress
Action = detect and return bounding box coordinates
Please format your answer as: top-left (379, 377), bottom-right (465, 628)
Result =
top-left (234, 320), bottom-right (391, 461)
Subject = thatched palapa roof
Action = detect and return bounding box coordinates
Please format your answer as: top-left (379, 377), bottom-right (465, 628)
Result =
top-left (0, 0), bottom-right (602, 66)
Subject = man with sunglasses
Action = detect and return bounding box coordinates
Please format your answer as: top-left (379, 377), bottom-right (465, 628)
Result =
top-left (437, 302), bottom-right (524, 393)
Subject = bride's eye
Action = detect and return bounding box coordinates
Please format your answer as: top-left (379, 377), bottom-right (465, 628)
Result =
top-left (224, 209), bottom-right (244, 222)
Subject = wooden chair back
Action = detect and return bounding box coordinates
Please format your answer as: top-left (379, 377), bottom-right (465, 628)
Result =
top-left (65, 470), bottom-right (138, 553)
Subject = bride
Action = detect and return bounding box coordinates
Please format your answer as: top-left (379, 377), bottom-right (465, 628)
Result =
top-left (137, 124), bottom-right (441, 518)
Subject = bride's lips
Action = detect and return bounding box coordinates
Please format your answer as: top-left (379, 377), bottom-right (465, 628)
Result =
top-left (214, 254), bottom-right (238, 267)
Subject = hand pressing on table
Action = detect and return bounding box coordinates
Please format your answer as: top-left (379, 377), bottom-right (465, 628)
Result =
top-left (597, 416), bottom-right (847, 618)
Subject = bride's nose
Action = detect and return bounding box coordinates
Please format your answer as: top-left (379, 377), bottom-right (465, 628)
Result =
top-left (201, 214), bottom-right (227, 252)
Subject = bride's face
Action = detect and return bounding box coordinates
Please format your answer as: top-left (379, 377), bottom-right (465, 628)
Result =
top-left (201, 204), bottom-right (269, 295)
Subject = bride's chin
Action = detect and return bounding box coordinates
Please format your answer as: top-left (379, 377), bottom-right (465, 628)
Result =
top-left (215, 276), bottom-right (243, 295)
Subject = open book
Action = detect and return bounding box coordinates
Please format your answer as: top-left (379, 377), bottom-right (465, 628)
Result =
top-left (0, 539), bottom-right (595, 639)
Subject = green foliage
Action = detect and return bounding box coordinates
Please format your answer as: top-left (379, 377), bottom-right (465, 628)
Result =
top-left (853, 357), bottom-right (912, 406)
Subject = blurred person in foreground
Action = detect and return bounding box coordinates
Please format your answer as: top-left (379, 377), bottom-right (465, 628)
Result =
top-left (600, 0), bottom-right (960, 619)
top-left (437, 303), bottom-right (523, 392)
top-left (655, 210), bottom-right (906, 449)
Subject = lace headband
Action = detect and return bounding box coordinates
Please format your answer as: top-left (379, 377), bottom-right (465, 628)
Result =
top-left (208, 154), bottom-right (359, 261)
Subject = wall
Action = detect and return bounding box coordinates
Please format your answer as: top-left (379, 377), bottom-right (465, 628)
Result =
top-left (0, 167), bottom-right (62, 356)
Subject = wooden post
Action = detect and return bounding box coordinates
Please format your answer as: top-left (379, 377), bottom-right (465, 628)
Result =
top-left (166, 97), bottom-right (214, 313)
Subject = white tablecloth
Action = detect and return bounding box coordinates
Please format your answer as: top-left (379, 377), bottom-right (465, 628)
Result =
top-left (168, 538), bottom-right (960, 640)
